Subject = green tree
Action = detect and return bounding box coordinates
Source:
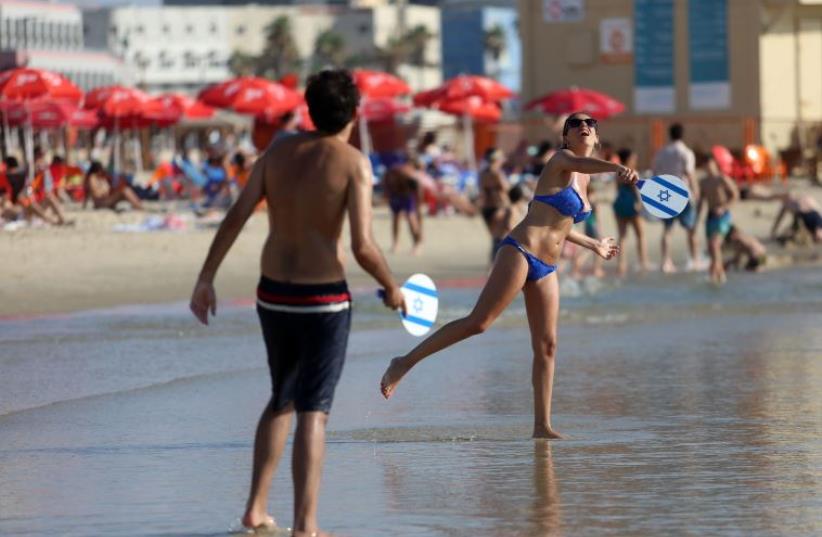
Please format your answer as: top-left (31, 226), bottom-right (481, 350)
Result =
top-left (375, 24), bottom-right (435, 75)
top-left (227, 51), bottom-right (257, 77)
top-left (405, 24), bottom-right (434, 68)
top-left (483, 24), bottom-right (506, 79)
top-left (257, 16), bottom-right (302, 79)
top-left (313, 30), bottom-right (346, 69)
top-left (376, 36), bottom-right (410, 75)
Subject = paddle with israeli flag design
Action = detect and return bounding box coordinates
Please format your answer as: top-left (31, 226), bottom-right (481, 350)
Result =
top-left (377, 273), bottom-right (439, 336)
top-left (636, 174), bottom-right (691, 219)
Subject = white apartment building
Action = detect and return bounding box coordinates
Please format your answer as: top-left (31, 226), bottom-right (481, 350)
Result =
top-left (0, 0), bottom-right (127, 90)
top-left (84, 3), bottom-right (440, 94)
top-left (83, 6), bottom-right (233, 93)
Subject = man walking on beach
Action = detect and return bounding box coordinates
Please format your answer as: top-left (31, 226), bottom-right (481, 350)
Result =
top-left (190, 69), bottom-right (405, 536)
top-left (654, 123), bottom-right (701, 272)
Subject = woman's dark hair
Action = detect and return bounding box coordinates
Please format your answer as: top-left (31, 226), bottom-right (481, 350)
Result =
top-left (305, 69), bottom-right (360, 134)
top-left (4, 156), bottom-right (19, 168)
top-left (87, 161), bottom-right (104, 176)
top-left (617, 148), bottom-right (633, 165)
top-left (232, 152), bottom-right (246, 167)
top-left (508, 184), bottom-right (526, 204)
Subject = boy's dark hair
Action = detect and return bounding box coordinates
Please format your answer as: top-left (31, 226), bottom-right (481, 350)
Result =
top-left (52, 155), bottom-right (64, 165)
top-left (232, 152), bottom-right (246, 167)
top-left (669, 123), bottom-right (684, 141)
top-left (4, 156), bottom-right (19, 168)
top-left (305, 69), bottom-right (360, 134)
top-left (536, 140), bottom-right (554, 156)
top-left (617, 148), bottom-right (633, 165)
top-left (508, 184), bottom-right (525, 204)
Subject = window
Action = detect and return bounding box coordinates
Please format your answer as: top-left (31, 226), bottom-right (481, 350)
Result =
top-left (162, 24), bottom-right (170, 34)
top-left (236, 25), bottom-right (246, 35)
top-left (209, 22), bottom-right (217, 34)
top-left (185, 24), bottom-right (193, 34)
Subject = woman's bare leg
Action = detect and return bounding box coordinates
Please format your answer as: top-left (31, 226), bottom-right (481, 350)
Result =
top-left (632, 217), bottom-right (650, 271)
top-left (523, 273), bottom-right (562, 439)
top-left (122, 186), bottom-right (144, 210)
top-left (616, 217), bottom-right (629, 277)
top-left (390, 211), bottom-right (400, 253)
top-left (380, 247), bottom-right (529, 398)
top-left (408, 211), bottom-right (422, 255)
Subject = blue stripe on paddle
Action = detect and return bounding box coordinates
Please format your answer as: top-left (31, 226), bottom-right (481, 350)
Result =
top-left (641, 194), bottom-right (679, 217)
top-left (650, 176), bottom-right (689, 198)
top-left (402, 314), bottom-right (434, 328)
top-left (403, 282), bottom-right (438, 298)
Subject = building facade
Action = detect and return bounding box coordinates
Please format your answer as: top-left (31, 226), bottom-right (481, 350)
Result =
top-left (518, 0), bottom-right (822, 165)
top-left (0, 0), bottom-right (127, 90)
top-left (83, 6), bottom-right (234, 93)
top-left (82, 3), bottom-right (442, 94)
top-left (442, 5), bottom-right (521, 92)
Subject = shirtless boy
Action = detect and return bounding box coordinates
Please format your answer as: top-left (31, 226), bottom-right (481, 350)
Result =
top-left (190, 70), bottom-right (404, 536)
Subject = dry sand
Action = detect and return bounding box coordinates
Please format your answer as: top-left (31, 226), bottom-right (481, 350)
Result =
top-left (1, 181), bottom-right (820, 318)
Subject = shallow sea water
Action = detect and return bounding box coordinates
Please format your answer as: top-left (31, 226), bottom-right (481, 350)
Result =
top-left (1, 267), bottom-right (820, 536)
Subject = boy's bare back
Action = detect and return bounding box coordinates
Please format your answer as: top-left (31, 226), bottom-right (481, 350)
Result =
top-left (700, 174), bottom-right (737, 214)
top-left (258, 132), bottom-right (367, 283)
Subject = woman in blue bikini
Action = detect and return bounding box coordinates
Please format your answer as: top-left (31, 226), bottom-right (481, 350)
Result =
top-left (380, 112), bottom-right (638, 438)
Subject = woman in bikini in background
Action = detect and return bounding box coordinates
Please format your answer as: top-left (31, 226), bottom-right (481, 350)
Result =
top-left (380, 112), bottom-right (638, 439)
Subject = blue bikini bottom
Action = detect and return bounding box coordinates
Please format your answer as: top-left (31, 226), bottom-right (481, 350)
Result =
top-left (499, 236), bottom-right (557, 281)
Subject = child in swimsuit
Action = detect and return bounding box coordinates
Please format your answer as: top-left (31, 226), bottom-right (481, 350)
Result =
top-left (698, 156), bottom-right (740, 285)
top-left (381, 112), bottom-right (638, 439)
top-left (724, 225), bottom-right (767, 272)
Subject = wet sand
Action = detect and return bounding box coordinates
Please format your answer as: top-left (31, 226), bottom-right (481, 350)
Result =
top-left (1, 273), bottom-right (821, 536)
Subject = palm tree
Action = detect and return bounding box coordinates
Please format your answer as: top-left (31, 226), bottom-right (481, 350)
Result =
top-left (258, 16), bottom-right (302, 79)
top-left (404, 24), bottom-right (434, 68)
top-left (313, 30), bottom-right (346, 69)
top-left (376, 36), bottom-right (410, 75)
top-left (227, 51), bottom-right (257, 77)
top-left (483, 24), bottom-right (506, 79)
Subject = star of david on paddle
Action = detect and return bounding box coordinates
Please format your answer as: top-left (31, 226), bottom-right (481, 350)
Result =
top-left (413, 298), bottom-right (424, 313)
top-left (658, 189), bottom-right (671, 203)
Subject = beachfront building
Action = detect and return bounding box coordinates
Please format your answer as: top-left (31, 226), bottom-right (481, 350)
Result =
top-left (82, 6), bottom-right (233, 93)
top-left (441, 2), bottom-right (521, 93)
top-left (518, 0), bottom-right (822, 168)
top-left (82, 3), bottom-right (441, 94)
top-left (0, 0), bottom-right (128, 89)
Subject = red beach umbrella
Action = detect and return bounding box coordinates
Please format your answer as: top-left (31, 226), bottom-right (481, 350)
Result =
top-left (4, 100), bottom-right (98, 130)
top-left (143, 93), bottom-right (215, 126)
top-left (360, 97), bottom-right (411, 123)
top-left (437, 96), bottom-right (501, 123)
top-left (413, 75), bottom-right (514, 107)
top-left (198, 76), bottom-right (302, 116)
top-left (0, 67), bottom-right (82, 104)
top-left (353, 69), bottom-right (411, 99)
top-left (525, 87), bottom-right (625, 119)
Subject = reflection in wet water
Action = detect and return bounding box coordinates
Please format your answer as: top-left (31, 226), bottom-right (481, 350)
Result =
top-left (0, 267), bottom-right (820, 536)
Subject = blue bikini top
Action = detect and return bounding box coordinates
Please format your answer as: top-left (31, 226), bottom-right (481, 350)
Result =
top-left (532, 176), bottom-right (591, 223)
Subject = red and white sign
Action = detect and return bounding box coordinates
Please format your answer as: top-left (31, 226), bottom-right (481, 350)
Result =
top-left (600, 18), bottom-right (633, 63)
top-left (543, 0), bottom-right (585, 23)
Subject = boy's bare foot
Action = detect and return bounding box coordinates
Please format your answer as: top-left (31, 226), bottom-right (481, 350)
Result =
top-left (380, 357), bottom-right (409, 399)
top-left (242, 511), bottom-right (276, 532)
top-left (533, 427), bottom-right (566, 440)
top-left (292, 531), bottom-right (332, 537)
top-left (661, 259), bottom-right (677, 273)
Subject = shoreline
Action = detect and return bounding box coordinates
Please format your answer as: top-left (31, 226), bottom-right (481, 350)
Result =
top-left (1, 182), bottom-right (820, 319)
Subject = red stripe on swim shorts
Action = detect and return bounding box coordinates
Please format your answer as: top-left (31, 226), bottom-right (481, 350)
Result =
top-left (256, 290), bottom-right (351, 305)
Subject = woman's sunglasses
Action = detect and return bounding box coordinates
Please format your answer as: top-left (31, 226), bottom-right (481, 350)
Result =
top-left (566, 117), bottom-right (598, 129)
